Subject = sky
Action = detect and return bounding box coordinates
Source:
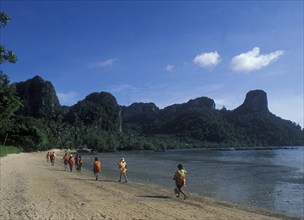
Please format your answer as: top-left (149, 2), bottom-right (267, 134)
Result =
top-left (1, 1), bottom-right (303, 127)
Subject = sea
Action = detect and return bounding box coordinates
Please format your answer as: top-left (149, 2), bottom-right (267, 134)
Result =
top-left (80, 146), bottom-right (304, 217)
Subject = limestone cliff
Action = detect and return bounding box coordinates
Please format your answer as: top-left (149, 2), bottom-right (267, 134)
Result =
top-left (64, 92), bottom-right (122, 132)
top-left (121, 102), bottom-right (159, 119)
top-left (232, 90), bottom-right (270, 114)
top-left (15, 75), bottom-right (62, 118)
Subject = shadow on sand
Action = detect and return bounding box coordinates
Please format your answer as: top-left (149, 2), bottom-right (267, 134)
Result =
top-left (63, 177), bottom-right (117, 183)
top-left (137, 195), bottom-right (170, 199)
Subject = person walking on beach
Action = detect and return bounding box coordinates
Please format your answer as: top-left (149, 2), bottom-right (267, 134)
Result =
top-left (75, 154), bottom-right (79, 170)
top-left (118, 158), bottom-right (128, 182)
top-left (77, 156), bottom-right (83, 172)
top-left (50, 152), bottom-right (56, 166)
top-left (93, 157), bottom-right (101, 180)
top-left (69, 154), bottom-right (75, 172)
top-left (46, 152), bottom-right (51, 163)
top-left (62, 153), bottom-right (69, 171)
top-left (173, 164), bottom-right (187, 200)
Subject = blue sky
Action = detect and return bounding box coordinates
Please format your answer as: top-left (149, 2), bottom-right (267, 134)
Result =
top-left (1, 1), bottom-right (303, 127)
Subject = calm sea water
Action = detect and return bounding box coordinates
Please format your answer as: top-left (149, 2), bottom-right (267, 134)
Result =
top-left (81, 147), bottom-right (304, 217)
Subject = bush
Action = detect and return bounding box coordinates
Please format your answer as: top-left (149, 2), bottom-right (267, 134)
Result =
top-left (0, 145), bottom-right (23, 157)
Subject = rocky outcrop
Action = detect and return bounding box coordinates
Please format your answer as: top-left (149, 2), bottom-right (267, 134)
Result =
top-left (232, 90), bottom-right (269, 114)
top-left (161, 97), bottom-right (215, 119)
top-left (187, 97), bottom-right (216, 110)
top-left (15, 75), bottom-right (62, 118)
top-left (121, 102), bottom-right (159, 118)
top-left (64, 92), bottom-right (121, 132)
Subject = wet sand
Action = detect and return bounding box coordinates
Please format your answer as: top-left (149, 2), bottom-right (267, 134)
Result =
top-left (0, 151), bottom-right (300, 220)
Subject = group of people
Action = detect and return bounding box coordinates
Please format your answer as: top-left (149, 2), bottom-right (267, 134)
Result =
top-left (62, 153), bottom-right (83, 172)
top-left (46, 151), bottom-right (56, 166)
top-left (46, 151), bottom-right (187, 199)
top-left (93, 157), bottom-right (128, 182)
top-left (46, 152), bottom-right (128, 183)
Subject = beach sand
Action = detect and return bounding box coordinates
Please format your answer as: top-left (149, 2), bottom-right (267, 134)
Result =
top-left (0, 151), bottom-right (300, 220)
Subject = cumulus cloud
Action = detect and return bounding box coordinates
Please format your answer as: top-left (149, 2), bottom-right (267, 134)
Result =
top-left (165, 64), bottom-right (175, 72)
top-left (89, 58), bottom-right (118, 68)
top-left (193, 51), bottom-right (221, 68)
top-left (230, 47), bottom-right (284, 73)
top-left (57, 91), bottom-right (78, 106)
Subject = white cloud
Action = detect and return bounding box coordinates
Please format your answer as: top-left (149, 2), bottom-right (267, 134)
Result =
top-left (89, 58), bottom-right (118, 68)
top-left (193, 51), bottom-right (221, 68)
top-left (165, 64), bottom-right (175, 72)
top-left (57, 91), bottom-right (78, 106)
top-left (230, 47), bottom-right (284, 73)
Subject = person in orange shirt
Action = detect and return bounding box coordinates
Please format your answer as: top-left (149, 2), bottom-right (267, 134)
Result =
top-left (118, 158), bottom-right (128, 182)
top-left (50, 152), bottom-right (56, 166)
top-left (46, 152), bottom-right (50, 163)
top-left (93, 157), bottom-right (101, 180)
top-left (62, 153), bottom-right (69, 171)
top-left (173, 164), bottom-right (187, 200)
top-left (69, 154), bottom-right (75, 172)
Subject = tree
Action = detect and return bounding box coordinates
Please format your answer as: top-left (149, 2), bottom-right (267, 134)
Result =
top-left (0, 72), bottom-right (22, 124)
top-left (0, 12), bottom-right (17, 64)
top-left (0, 12), bottom-right (21, 129)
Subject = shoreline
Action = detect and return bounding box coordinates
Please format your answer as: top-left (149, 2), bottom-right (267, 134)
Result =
top-left (0, 151), bottom-right (301, 220)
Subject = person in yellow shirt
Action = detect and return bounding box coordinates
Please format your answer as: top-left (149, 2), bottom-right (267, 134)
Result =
top-left (118, 158), bottom-right (128, 182)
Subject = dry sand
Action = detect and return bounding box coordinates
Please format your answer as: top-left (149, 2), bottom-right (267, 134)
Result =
top-left (0, 151), bottom-right (300, 220)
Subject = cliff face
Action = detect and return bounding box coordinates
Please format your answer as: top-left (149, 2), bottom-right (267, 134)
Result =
top-left (163, 97), bottom-right (215, 115)
top-left (121, 103), bottom-right (159, 118)
top-left (15, 75), bottom-right (62, 118)
top-left (232, 90), bottom-right (269, 115)
top-left (121, 97), bottom-right (215, 120)
top-left (64, 92), bottom-right (122, 132)
top-left (15, 75), bottom-right (122, 132)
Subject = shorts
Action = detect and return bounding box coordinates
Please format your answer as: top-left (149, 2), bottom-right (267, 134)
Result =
top-left (176, 184), bottom-right (184, 189)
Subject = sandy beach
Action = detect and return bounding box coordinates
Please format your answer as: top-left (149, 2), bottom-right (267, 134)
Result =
top-left (0, 151), bottom-right (300, 220)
